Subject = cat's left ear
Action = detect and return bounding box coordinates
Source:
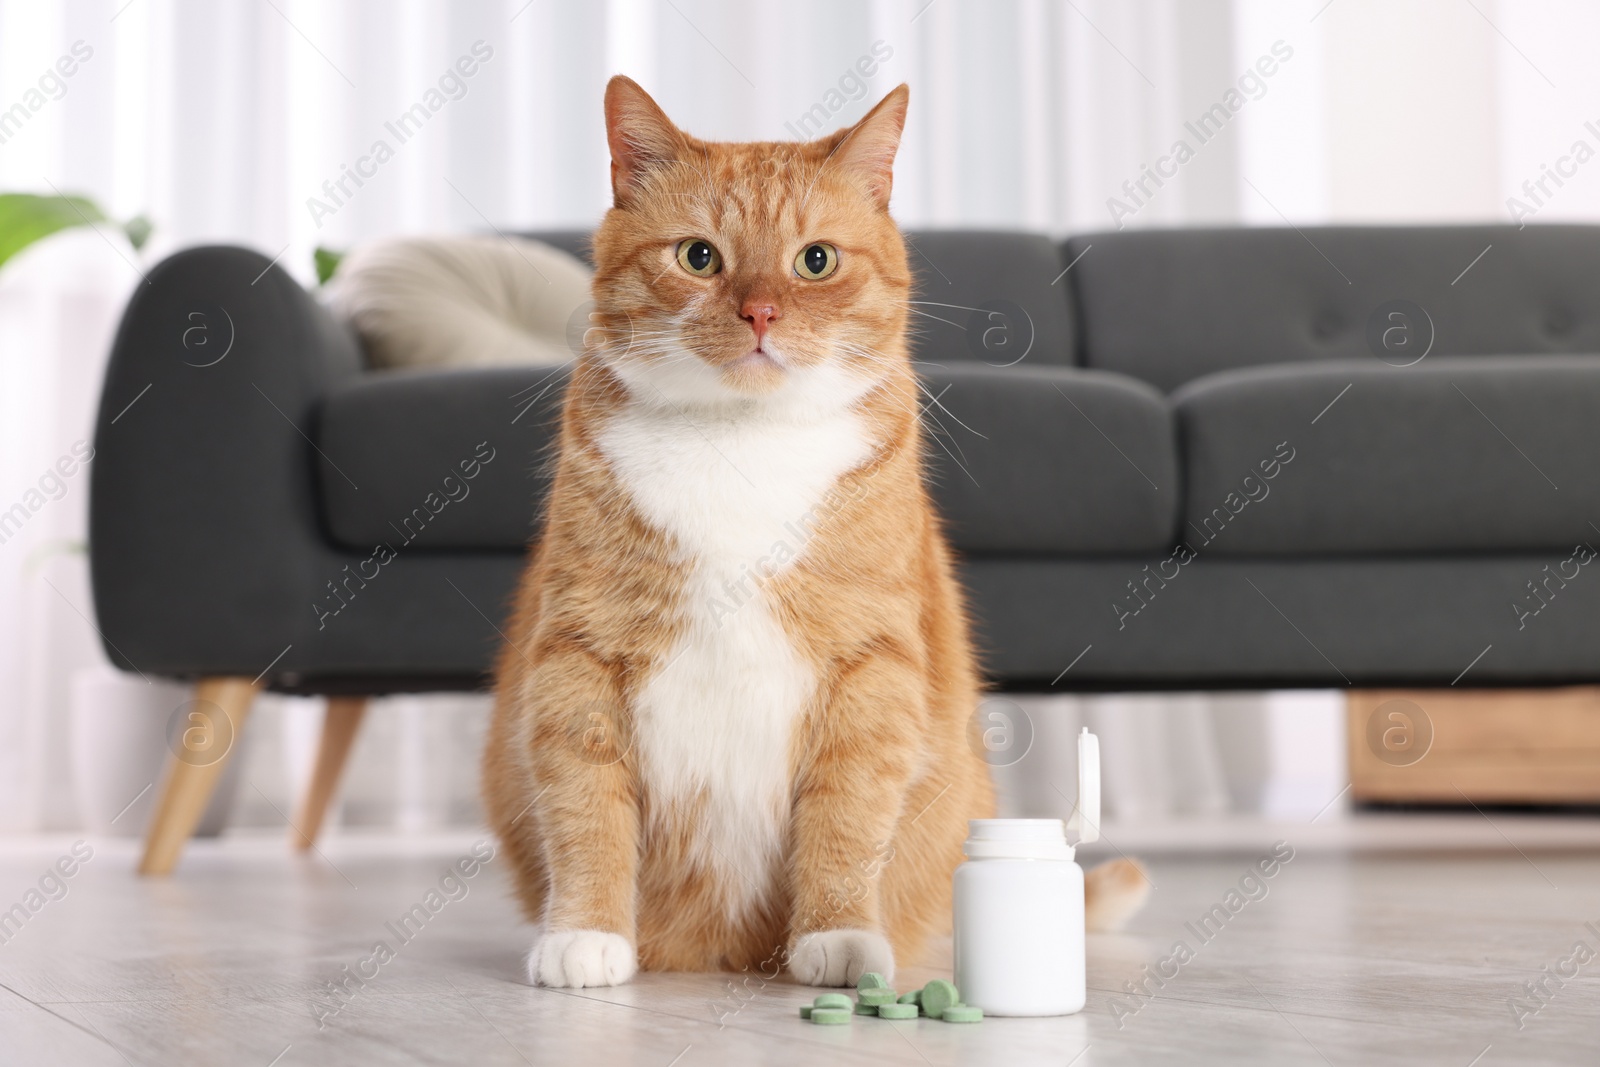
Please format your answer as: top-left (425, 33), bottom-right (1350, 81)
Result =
top-left (826, 84), bottom-right (909, 210)
top-left (604, 75), bottom-right (686, 207)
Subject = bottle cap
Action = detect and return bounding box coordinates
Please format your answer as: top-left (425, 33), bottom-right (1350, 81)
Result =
top-left (963, 819), bottom-right (1073, 860)
top-left (962, 730), bottom-right (1101, 860)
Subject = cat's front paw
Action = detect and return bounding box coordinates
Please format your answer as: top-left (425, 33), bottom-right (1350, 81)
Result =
top-left (788, 929), bottom-right (894, 987)
top-left (526, 928), bottom-right (638, 988)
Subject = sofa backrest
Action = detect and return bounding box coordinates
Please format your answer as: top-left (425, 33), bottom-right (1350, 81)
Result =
top-left (527, 223), bottom-right (1600, 394)
top-left (1064, 224), bottom-right (1600, 393)
top-left (527, 229), bottom-right (592, 265)
top-left (521, 228), bottom-right (1079, 367)
top-left (898, 230), bottom-right (1077, 367)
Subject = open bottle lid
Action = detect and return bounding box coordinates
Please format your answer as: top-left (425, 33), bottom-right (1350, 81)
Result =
top-left (1065, 727), bottom-right (1100, 847)
top-left (963, 729), bottom-right (1102, 860)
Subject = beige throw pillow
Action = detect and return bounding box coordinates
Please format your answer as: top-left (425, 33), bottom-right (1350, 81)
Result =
top-left (328, 234), bottom-right (592, 369)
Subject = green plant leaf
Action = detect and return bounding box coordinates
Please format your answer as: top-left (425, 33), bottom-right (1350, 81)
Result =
top-left (0, 192), bottom-right (107, 272)
top-left (122, 214), bottom-right (153, 252)
top-left (314, 245), bottom-right (345, 286)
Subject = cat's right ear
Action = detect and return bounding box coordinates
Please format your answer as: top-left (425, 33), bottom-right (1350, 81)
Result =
top-left (604, 76), bottom-right (684, 207)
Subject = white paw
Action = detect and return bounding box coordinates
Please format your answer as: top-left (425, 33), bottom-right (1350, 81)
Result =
top-left (788, 929), bottom-right (895, 987)
top-left (526, 928), bottom-right (638, 988)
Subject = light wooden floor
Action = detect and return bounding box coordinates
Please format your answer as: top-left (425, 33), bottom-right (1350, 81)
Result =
top-left (1, 828), bottom-right (1596, 1066)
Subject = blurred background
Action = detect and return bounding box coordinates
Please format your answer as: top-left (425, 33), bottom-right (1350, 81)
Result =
top-left (2, 0), bottom-right (1595, 838)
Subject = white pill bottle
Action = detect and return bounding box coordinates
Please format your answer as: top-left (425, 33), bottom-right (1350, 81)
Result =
top-left (953, 727), bottom-right (1100, 1016)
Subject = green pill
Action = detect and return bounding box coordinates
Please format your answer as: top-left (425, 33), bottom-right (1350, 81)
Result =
top-left (920, 979), bottom-right (959, 1020)
top-left (941, 1004), bottom-right (983, 1023)
top-left (897, 990), bottom-right (922, 1006)
top-left (854, 1000), bottom-right (880, 1015)
top-left (811, 1008), bottom-right (852, 1025)
top-left (857, 971), bottom-right (889, 991)
top-left (813, 993), bottom-right (851, 1010)
top-left (877, 1003), bottom-right (919, 1019)
top-left (799, 1005), bottom-right (813, 1019)
top-left (858, 988), bottom-right (898, 1007)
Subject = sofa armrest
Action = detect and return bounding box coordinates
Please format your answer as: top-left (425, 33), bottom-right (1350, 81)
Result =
top-left (90, 245), bottom-right (364, 678)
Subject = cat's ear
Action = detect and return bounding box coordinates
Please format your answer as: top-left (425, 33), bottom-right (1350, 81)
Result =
top-left (604, 76), bottom-right (685, 206)
top-left (825, 84), bottom-right (909, 210)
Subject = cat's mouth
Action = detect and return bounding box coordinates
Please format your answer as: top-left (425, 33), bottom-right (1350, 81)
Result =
top-left (720, 348), bottom-right (787, 392)
top-left (730, 349), bottom-right (781, 371)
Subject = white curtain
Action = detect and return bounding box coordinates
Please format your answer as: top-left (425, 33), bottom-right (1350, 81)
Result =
top-left (5, 0), bottom-right (1573, 833)
top-left (988, 692), bottom-right (1347, 827)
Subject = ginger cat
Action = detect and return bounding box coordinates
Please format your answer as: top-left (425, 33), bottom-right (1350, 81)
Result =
top-left (484, 77), bottom-right (1147, 990)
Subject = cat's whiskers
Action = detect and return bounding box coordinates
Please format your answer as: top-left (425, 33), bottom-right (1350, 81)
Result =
top-left (901, 299), bottom-right (992, 314)
top-left (835, 335), bottom-right (989, 438)
top-left (830, 342), bottom-right (981, 484)
top-left (898, 306), bottom-right (965, 330)
top-left (831, 344), bottom-right (987, 482)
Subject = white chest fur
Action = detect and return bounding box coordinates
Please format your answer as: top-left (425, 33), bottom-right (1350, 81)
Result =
top-left (596, 393), bottom-right (874, 912)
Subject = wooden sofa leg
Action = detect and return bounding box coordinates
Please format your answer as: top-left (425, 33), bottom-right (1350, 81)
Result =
top-left (290, 696), bottom-right (368, 850)
top-left (138, 677), bottom-right (260, 876)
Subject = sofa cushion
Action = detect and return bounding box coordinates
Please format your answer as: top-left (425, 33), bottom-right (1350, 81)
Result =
top-left (317, 362), bottom-right (1173, 555)
top-left (317, 366), bottom-right (569, 551)
top-left (1067, 224), bottom-right (1600, 392)
top-left (921, 364), bottom-right (1177, 553)
top-left (1174, 355), bottom-right (1600, 554)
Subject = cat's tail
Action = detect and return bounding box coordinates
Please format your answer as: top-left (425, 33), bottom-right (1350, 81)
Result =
top-left (1084, 857), bottom-right (1152, 932)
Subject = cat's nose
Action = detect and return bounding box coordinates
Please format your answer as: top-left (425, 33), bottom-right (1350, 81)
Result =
top-left (740, 301), bottom-right (780, 347)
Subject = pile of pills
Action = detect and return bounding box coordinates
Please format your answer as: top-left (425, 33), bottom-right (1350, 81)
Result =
top-left (801, 973), bottom-right (983, 1025)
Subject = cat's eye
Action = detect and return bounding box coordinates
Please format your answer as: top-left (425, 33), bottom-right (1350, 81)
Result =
top-left (794, 243), bottom-right (838, 280)
top-left (676, 239), bottom-right (721, 277)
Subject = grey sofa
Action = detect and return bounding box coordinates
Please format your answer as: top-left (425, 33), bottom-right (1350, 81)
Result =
top-left (91, 225), bottom-right (1600, 696)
